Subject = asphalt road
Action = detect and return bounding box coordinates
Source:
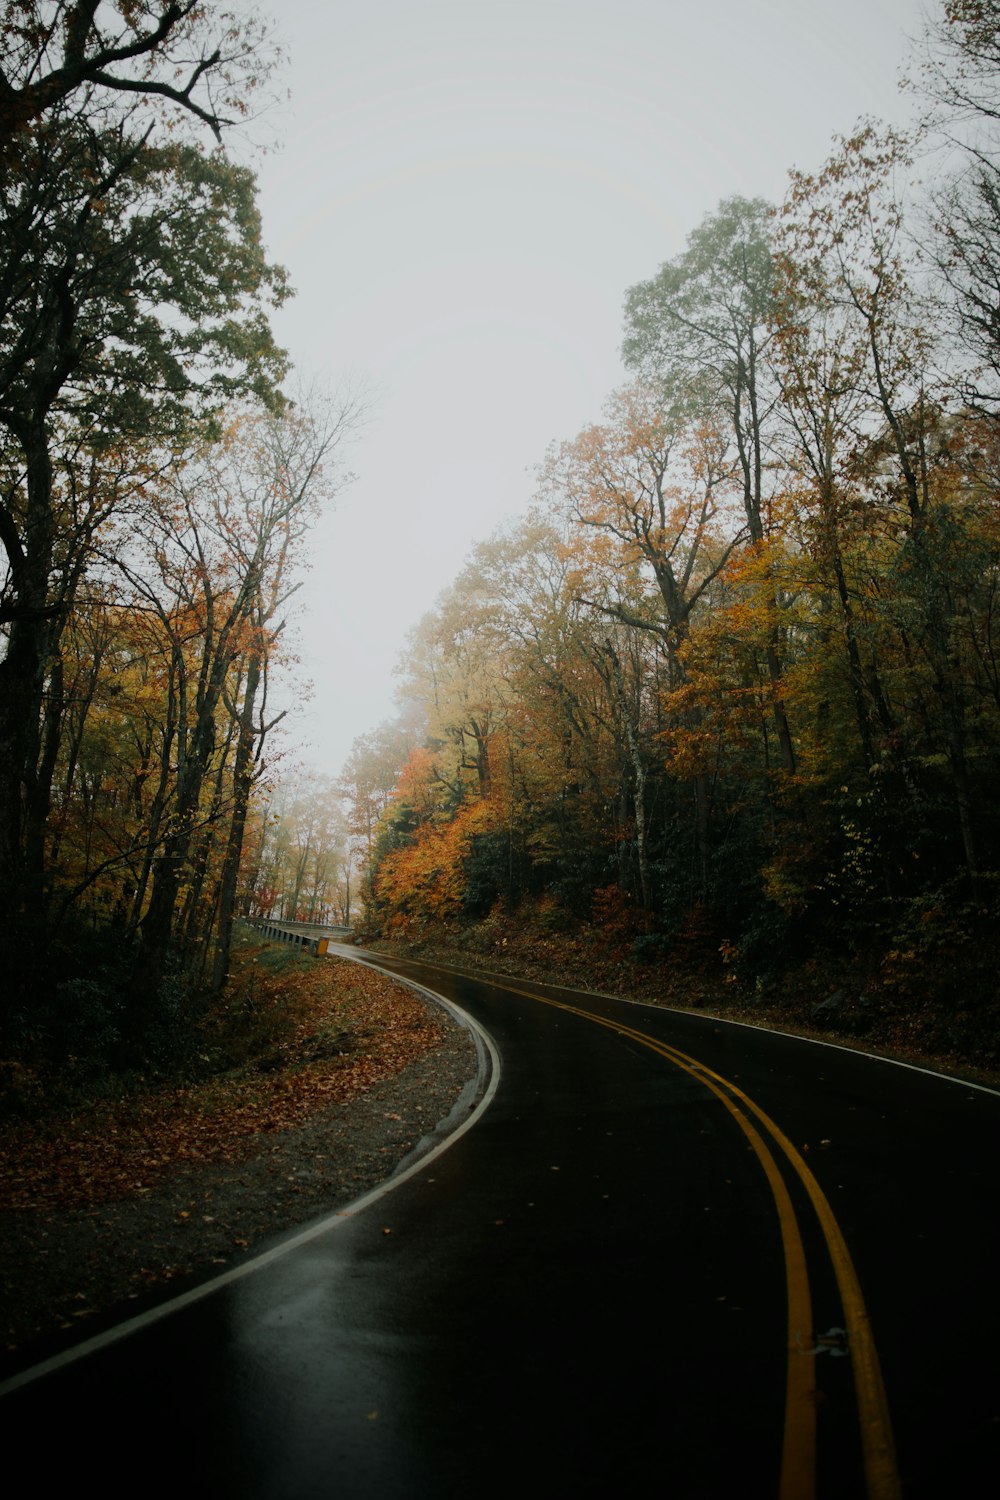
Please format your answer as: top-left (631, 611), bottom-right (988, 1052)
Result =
top-left (3, 951), bottom-right (998, 1499)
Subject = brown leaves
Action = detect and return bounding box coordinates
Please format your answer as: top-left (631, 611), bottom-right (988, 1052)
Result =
top-left (0, 957), bottom-right (441, 1213)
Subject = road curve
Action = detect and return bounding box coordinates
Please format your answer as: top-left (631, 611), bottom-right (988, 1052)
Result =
top-left (2, 951), bottom-right (998, 1499)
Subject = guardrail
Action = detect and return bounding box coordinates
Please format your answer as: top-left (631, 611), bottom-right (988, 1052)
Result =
top-left (241, 918), bottom-right (352, 957)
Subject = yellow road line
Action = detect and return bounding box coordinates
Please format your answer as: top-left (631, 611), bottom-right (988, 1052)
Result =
top-left (670, 1043), bottom-right (901, 1500)
top-left (653, 1043), bottom-right (818, 1500)
top-left (498, 981), bottom-right (900, 1500)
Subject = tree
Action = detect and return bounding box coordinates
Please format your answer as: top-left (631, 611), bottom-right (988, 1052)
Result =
top-left (0, 102), bottom-right (288, 914)
top-left (339, 711), bottom-right (427, 899)
top-left (777, 122), bottom-right (986, 881)
top-left (114, 402), bottom-right (353, 1007)
top-left (772, 136), bottom-right (909, 782)
top-left (543, 382), bottom-right (739, 680)
top-left (541, 384), bottom-right (744, 899)
top-left (623, 199), bottom-right (778, 543)
top-left (622, 198), bottom-right (798, 774)
top-left (908, 3), bottom-right (1000, 413)
top-left (0, 1), bottom-right (275, 146)
top-left (207, 398), bottom-right (360, 987)
top-left (396, 570), bottom-right (515, 805)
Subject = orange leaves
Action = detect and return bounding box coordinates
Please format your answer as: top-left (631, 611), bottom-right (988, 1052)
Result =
top-left (0, 956), bottom-right (441, 1214)
top-left (391, 745), bottom-right (443, 819)
top-left (375, 796), bottom-right (498, 936)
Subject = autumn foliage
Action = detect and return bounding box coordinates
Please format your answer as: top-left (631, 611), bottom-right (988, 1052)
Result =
top-left (0, 6), bottom-right (361, 1075)
top-left (0, 944), bottom-right (443, 1212)
top-left (350, 16), bottom-right (1000, 1057)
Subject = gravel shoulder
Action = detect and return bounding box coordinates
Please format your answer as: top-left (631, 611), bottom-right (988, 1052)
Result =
top-left (1, 991), bottom-right (477, 1376)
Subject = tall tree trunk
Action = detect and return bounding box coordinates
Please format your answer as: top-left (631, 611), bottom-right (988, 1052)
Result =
top-left (182, 702), bottom-right (240, 956)
top-left (212, 650), bottom-right (262, 990)
top-left (0, 425), bottom-right (55, 915)
top-left (132, 654), bottom-right (228, 1012)
top-left (603, 639), bottom-right (651, 909)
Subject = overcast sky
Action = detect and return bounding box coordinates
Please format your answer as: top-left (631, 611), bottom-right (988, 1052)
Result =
top-left (247, 0), bottom-right (927, 779)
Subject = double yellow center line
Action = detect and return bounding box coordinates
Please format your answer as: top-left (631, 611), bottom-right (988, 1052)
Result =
top-left (497, 981), bottom-right (901, 1500)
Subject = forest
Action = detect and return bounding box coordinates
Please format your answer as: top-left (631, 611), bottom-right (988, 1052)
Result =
top-left (1, 2), bottom-right (999, 1088)
top-left (342, 5), bottom-right (1000, 1066)
top-left (0, 4), bottom-right (359, 1077)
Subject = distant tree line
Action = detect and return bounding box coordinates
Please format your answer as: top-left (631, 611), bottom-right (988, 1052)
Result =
top-left (244, 770), bottom-right (354, 929)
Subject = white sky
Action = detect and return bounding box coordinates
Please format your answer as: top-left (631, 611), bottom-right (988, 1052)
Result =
top-left (247, 0), bottom-right (927, 778)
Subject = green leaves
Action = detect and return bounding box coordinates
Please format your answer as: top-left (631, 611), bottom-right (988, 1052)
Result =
top-left (622, 195), bottom-right (775, 394)
top-left (0, 121), bottom-right (289, 449)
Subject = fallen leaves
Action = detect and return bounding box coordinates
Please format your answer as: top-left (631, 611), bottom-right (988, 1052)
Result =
top-left (0, 956), bottom-right (443, 1213)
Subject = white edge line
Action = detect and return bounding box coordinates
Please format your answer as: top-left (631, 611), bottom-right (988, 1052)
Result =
top-left (651, 1008), bottom-right (1000, 1097)
top-left (0, 960), bottom-right (501, 1399)
top-left (360, 948), bottom-right (1000, 1100)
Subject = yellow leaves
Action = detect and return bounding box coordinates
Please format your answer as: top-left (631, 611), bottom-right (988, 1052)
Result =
top-left (760, 857), bottom-right (811, 916)
top-left (375, 794), bottom-right (499, 934)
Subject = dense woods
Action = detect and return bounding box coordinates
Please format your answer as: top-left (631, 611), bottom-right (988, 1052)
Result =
top-left (349, 4), bottom-right (1000, 1057)
top-left (3, 3), bottom-right (1000, 1087)
top-left (0, 4), bottom-right (357, 1073)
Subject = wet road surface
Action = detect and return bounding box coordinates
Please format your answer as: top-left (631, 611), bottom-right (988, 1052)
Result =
top-left (3, 950), bottom-right (998, 1498)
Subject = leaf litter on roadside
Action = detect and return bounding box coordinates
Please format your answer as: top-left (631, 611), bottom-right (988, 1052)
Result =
top-left (1, 956), bottom-right (442, 1213)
